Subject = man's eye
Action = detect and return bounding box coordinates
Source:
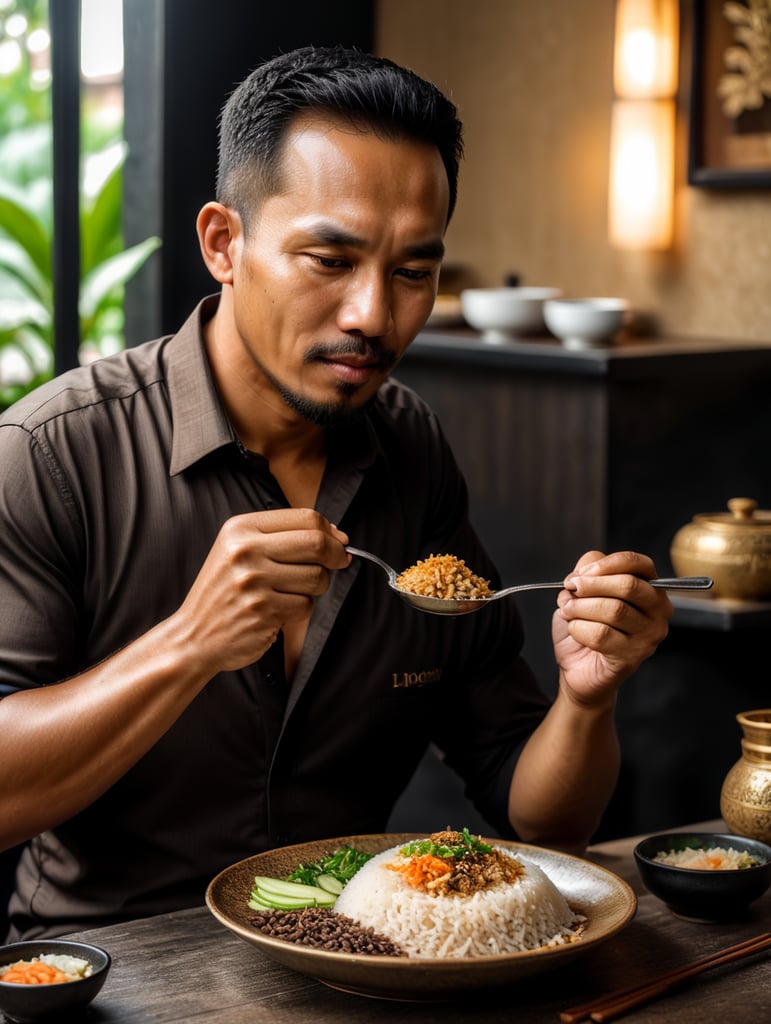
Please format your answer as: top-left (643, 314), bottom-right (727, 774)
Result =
top-left (396, 267), bottom-right (433, 281)
top-left (311, 255), bottom-right (348, 269)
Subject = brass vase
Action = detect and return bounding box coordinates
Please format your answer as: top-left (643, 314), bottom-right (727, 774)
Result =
top-left (720, 710), bottom-right (771, 843)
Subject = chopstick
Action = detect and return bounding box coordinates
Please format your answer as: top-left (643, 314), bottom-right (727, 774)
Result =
top-left (560, 932), bottom-right (771, 1023)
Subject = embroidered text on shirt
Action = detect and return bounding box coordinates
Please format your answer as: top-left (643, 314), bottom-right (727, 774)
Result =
top-left (391, 667), bottom-right (442, 689)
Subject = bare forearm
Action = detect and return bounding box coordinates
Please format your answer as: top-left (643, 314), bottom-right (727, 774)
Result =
top-left (0, 511), bottom-right (350, 852)
top-left (0, 611), bottom-right (215, 850)
top-left (507, 689), bottom-right (620, 854)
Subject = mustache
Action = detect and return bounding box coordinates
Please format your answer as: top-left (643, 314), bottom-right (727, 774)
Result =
top-left (304, 337), bottom-right (396, 370)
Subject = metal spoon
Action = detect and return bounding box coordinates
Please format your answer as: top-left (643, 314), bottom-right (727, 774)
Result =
top-left (345, 546), bottom-right (713, 617)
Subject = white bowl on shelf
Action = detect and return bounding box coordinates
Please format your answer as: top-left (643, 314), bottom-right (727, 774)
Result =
top-left (460, 286), bottom-right (562, 342)
top-left (543, 297), bottom-right (630, 350)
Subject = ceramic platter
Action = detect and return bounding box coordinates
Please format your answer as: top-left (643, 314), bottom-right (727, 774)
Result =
top-left (205, 833), bottom-right (636, 1002)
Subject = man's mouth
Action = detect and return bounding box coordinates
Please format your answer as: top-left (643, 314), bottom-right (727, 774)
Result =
top-left (319, 354), bottom-right (389, 385)
top-left (306, 340), bottom-right (396, 384)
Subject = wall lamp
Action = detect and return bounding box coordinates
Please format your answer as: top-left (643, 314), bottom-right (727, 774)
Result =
top-left (608, 0), bottom-right (679, 250)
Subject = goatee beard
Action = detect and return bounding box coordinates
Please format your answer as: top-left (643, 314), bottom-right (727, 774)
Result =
top-left (276, 379), bottom-right (377, 428)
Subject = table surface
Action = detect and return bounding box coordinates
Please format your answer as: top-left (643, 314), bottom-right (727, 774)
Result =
top-left (61, 820), bottom-right (770, 1024)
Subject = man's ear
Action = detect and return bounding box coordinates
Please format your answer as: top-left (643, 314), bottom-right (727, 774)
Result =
top-left (196, 202), bottom-right (241, 284)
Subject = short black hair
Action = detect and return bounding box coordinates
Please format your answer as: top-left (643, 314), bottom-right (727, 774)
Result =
top-left (216, 45), bottom-right (463, 229)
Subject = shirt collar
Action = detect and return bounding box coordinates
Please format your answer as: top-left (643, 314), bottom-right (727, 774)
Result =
top-left (167, 294), bottom-right (235, 476)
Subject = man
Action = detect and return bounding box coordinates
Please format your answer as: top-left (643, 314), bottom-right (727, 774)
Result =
top-left (0, 46), bottom-right (672, 941)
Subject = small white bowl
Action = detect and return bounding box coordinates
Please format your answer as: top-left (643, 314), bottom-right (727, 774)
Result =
top-left (460, 287), bottom-right (562, 342)
top-left (543, 297), bottom-right (630, 350)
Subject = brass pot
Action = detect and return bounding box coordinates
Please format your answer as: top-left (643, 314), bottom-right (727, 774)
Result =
top-left (670, 497), bottom-right (771, 600)
top-left (720, 709), bottom-right (771, 843)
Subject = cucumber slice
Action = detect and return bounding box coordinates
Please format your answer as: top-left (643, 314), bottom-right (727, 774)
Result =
top-left (253, 875), bottom-right (329, 900)
top-left (315, 873), bottom-right (344, 895)
top-left (252, 889), bottom-right (319, 910)
top-left (251, 875), bottom-right (337, 908)
top-left (248, 892), bottom-right (297, 911)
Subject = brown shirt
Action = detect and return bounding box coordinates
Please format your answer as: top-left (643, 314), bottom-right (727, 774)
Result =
top-left (0, 296), bottom-right (549, 939)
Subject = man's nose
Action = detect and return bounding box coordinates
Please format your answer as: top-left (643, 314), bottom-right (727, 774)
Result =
top-left (337, 274), bottom-right (394, 337)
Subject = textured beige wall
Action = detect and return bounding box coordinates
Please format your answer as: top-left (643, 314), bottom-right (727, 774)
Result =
top-left (376, 0), bottom-right (771, 342)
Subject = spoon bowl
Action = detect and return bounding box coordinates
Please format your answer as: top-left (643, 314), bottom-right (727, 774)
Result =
top-left (345, 547), bottom-right (713, 616)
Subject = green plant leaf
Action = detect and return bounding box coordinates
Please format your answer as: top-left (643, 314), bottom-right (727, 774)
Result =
top-left (0, 122), bottom-right (52, 196)
top-left (81, 148), bottom-right (125, 275)
top-left (82, 140), bottom-right (126, 202)
top-left (0, 238), bottom-right (52, 307)
top-left (79, 235), bottom-right (161, 321)
top-left (0, 294), bottom-right (50, 335)
top-left (0, 190), bottom-right (51, 279)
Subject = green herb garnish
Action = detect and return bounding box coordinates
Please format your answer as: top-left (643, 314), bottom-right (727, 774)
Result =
top-left (287, 845), bottom-right (374, 886)
top-left (400, 827), bottom-right (493, 859)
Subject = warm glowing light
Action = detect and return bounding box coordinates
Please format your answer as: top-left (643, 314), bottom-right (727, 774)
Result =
top-left (608, 100), bottom-right (674, 249)
top-left (609, 0), bottom-right (678, 250)
top-left (613, 0), bottom-right (678, 98)
top-left (619, 29), bottom-right (657, 92)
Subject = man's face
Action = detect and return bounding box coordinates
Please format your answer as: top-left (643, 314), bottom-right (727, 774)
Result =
top-left (226, 114), bottom-right (450, 426)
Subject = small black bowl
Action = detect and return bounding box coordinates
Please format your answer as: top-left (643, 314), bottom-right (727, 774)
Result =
top-left (634, 831), bottom-right (771, 922)
top-left (0, 939), bottom-right (111, 1022)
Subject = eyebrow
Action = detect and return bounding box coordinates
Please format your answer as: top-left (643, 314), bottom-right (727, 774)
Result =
top-left (303, 220), bottom-right (445, 261)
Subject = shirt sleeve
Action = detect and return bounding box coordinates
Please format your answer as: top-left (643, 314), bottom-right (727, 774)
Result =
top-left (0, 420), bottom-right (83, 695)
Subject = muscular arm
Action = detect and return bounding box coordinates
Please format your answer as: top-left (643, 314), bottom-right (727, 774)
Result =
top-left (507, 688), bottom-right (620, 854)
top-left (0, 614), bottom-right (212, 848)
top-left (507, 550), bottom-right (672, 852)
top-left (0, 509), bottom-right (349, 851)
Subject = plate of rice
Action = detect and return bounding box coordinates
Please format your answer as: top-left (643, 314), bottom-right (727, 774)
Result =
top-left (205, 832), bottom-right (636, 1000)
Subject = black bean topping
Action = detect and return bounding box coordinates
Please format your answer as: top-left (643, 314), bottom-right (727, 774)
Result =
top-left (248, 906), bottom-right (406, 957)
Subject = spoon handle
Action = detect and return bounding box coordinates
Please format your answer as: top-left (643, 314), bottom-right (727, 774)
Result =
top-left (493, 576), bottom-right (713, 600)
top-left (648, 577), bottom-right (713, 590)
top-left (345, 545), bottom-right (399, 584)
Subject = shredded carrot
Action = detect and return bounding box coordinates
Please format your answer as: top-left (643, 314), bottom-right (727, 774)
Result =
top-left (387, 853), bottom-right (452, 890)
top-left (1, 958), bottom-right (74, 985)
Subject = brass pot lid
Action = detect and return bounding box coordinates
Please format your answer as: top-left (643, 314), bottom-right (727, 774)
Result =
top-left (689, 497), bottom-right (771, 533)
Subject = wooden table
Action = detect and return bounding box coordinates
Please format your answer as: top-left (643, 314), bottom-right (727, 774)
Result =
top-left (66, 820), bottom-right (770, 1023)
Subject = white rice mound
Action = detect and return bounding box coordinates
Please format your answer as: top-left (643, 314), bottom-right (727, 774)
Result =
top-left (333, 844), bottom-right (583, 959)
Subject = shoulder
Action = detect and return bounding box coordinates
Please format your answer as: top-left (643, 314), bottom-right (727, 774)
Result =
top-left (0, 336), bottom-right (170, 436)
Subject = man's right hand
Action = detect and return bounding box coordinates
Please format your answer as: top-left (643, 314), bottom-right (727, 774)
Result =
top-left (174, 507), bottom-right (350, 674)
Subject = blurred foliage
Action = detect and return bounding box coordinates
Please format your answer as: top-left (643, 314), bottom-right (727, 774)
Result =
top-left (0, 0), bottom-right (161, 408)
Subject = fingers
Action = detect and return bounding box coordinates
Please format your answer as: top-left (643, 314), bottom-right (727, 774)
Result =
top-left (557, 590), bottom-right (670, 648)
top-left (224, 508), bottom-right (350, 580)
top-left (564, 549), bottom-right (659, 587)
top-left (557, 549), bottom-right (673, 653)
top-left (176, 508), bottom-right (350, 674)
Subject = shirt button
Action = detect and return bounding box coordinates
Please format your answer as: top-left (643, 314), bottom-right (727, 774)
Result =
top-left (274, 833), bottom-right (290, 845)
top-left (263, 673), bottom-right (276, 687)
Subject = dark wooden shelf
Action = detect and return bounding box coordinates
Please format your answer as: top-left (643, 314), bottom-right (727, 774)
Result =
top-left (412, 326), bottom-right (771, 377)
top-left (670, 592), bottom-right (771, 630)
